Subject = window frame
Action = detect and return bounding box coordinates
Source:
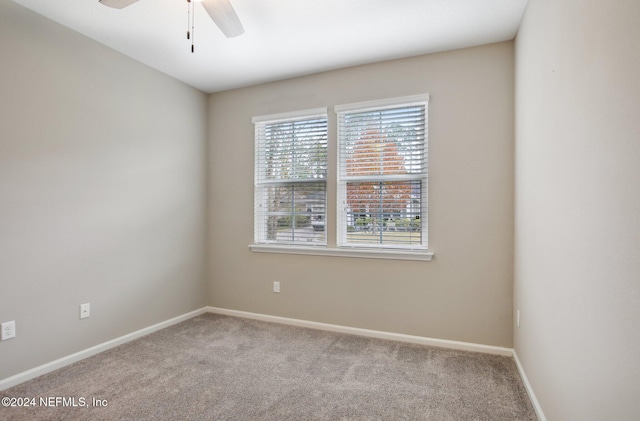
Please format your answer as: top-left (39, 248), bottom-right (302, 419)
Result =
top-left (252, 108), bottom-right (328, 248)
top-left (249, 96), bottom-right (433, 261)
top-left (335, 94), bottom-right (430, 253)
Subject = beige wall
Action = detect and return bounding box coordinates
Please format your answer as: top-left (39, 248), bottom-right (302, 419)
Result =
top-left (514, 0), bottom-right (640, 419)
top-left (0, 2), bottom-right (208, 379)
top-left (208, 42), bottom-right (515, 347)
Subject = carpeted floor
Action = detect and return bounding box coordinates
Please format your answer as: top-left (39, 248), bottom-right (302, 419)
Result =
top-left (1, 313), bottom-right (536, 420)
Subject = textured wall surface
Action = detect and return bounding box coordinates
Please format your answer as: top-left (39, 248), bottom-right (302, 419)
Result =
top-left (514, 0), bottom-right (640, 419)
top-left (208, 42), bottom-right (515, 348)
top-left (0, 1), bottom-right (208, 380)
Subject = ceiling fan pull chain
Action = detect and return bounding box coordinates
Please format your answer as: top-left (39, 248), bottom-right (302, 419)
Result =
top-left (191, 0), bottom-right (195, 53)
top-left (186, 0), bottom-right (191, 40)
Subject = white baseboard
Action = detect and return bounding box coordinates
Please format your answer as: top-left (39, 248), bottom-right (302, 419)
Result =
top-left (513, 350), bottom-right (547, 421)
top-left (0, 307), bottom-right (208, 391)
top-left (206, 306), bottom-right (513, 357)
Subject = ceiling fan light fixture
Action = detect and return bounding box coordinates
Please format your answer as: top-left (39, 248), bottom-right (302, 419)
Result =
top-left (98, 0), bottom-right (140, 9)
top-left (201, 0), bottom-right (245, 38)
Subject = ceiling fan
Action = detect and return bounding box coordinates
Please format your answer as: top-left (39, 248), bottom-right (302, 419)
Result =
top-left (99, 0), bottom-right (244, 51)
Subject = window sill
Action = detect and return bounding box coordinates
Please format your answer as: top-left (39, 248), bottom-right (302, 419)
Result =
top-left (248, 244), bottom-right (434, 261)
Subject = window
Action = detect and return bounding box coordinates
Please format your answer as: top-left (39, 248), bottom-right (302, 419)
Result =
top-left (251, 96), bottom-right (431, 260)
top-left (253, 109), bottom-right (328, 246)
top-left (336, 95), bottom-right (429, 251)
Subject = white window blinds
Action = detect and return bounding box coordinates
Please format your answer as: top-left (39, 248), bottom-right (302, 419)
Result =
top-left (336, 95), bottom-right (429, 250)
top-left (253, 109), bottom-right (328, 246)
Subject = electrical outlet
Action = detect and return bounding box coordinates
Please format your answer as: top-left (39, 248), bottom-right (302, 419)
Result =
top-left (1, 321), bottom-right (16, 340)
top-left (80, 303), bottom-right (91, 319)
top-left (273, 281), bottom-right (280, 293)
top-left (516, 310), bottom-right (520, 328)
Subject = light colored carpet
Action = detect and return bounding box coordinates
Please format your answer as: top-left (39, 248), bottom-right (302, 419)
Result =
top-left (1, 313), bottom-right (536, 420)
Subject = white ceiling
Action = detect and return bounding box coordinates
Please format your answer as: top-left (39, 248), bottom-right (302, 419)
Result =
top-left (10, 0), bottom-right (528, 93)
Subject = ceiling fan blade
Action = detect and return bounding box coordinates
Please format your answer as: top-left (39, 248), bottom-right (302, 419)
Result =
top-left (98, 0), bottom-right (140, 9)
top-left (201, 0), bottom-right (245, 38)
